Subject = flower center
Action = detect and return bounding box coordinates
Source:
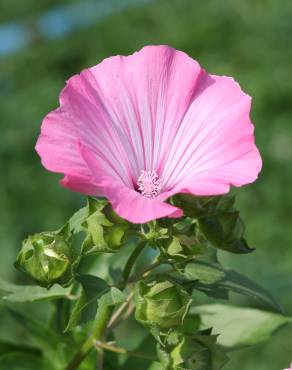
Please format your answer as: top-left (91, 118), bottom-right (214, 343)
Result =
top-left (137, 170), bottom-right (162, 199)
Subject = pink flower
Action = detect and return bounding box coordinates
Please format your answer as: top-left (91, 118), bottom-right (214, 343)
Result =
top-left (36, 45), bottom-right (262, 224)
top-left (284, 365), bottom-right (292, 370)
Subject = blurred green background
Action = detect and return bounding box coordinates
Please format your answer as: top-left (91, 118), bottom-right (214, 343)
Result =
top-left (0, 0), bottom-right (292, 369)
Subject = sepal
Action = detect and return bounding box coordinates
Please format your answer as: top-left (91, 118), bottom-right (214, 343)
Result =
top-left (173, 194), bottom-right (253, 254)
top-left (81, 197), bottom-right (133, 254)
top-left (157, 331), bottom-right (228, 370)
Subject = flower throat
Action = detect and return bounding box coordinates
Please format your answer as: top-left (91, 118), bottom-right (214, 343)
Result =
top-left (137, 170), bottom-right (162, 199)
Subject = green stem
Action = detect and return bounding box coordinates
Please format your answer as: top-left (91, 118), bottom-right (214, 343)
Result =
top-left (65, 240), bottom-right (146, 370)
top-left (96, 340), bottom-right (157, 361)
top-left (107, 291), bottom-right (134, 329)
top-left (120, 241), bottom-right (146, 289)
top-left (65, 304), bottom-right (113, 370)
top-left (128, 260), bottom-right (161, 282)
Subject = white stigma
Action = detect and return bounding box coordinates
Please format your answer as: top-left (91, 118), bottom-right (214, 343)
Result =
top-left (137, 170), bottom-right (162, 199)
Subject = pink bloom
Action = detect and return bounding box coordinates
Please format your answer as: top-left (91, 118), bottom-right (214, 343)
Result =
top-left (36, 45), bottom-right (262, 224)
top-left (284, 365), bottom-right (292, 370)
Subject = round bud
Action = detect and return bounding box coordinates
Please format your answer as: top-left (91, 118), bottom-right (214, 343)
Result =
top-left (135, 279), bottom-right (191, 329)
top-left (158, 333), bottom-right (227, 370)
top-left (15, 232), bottom-right (77, 288)
top-left (169, 337), bottom-right (209, 369)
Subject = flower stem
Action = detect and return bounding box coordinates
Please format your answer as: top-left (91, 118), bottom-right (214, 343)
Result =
top-left (120, 241), bottom-right (146, 288)
top-left (65, 303), bottom-right (114, 370)
top-left (96, 340), bottom-right (157, 361)
top-left (64, 241), bottom-right (146, 370)
top-left (128, 260), bottom-right (161, 282)
top-left (107, 291), bottom-right (134, 330)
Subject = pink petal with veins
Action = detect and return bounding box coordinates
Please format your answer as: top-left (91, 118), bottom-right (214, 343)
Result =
top-left (36, 45), bottom-right (262, 223)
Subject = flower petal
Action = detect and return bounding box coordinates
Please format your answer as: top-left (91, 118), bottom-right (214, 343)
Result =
top-left (161, 73), bottom-right (262, 194)
top-left (36, 45), bottom-right (203, 193)
top-left (79, 144), bottom-right (183, 224)
top-left (60, 175), bottom-right (100, 196)
top-left (108, 187), bottom-right (183, 224)
top-left (61, 45), bottom-right (202, 177)
top-left (36, 108), bottom-right (89, 176)
top-left (36, 45), bottom-right (262, 223)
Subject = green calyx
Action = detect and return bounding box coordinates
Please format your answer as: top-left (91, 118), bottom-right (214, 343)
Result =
top-left (157, 332), bottom-right (228, 370)
top-left (80, 197), bottom-right (132, 254)
top-left (10, 191), bottom-right (283, 370)
top-left (135, 279), bottom-right (192, 330)
top-left (15, 232), bottom-right (78, 288)
top-left (172, 194), bottom-right (253, 254)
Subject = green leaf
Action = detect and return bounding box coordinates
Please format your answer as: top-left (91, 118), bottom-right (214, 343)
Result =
top-left (0, 341), bottom-right (43, 370)
top-left (182, 261), bottom-right (282, 313)
top-left (7, 309), bottom-right (61, 347)
top-left (0, 277), bottom-right (74, 303)
top-left (192, 304), bottom-right (292, 349)
top-left (191, 283), bottom-right (229, 300)
top-left (218, 269), bottom-right (283, 313)
top-left (184, 262), bottom-right (225, 285)
top-left (99, 287), bottom-right (126, 307)
top-left (147, 363), bottom-right (162, 370)
top-left (65, 274), bottom-right (109, 331)
top-left (7, 309), bottom-right (64, 368)
top-left (166, 237), bottom-right (183, 257)
top-left (120, 334), bottom-right (157, 370)
top-left (0, 352), bottom-right (43, 370)
top-left (0, 340), bottom-right (36, 354)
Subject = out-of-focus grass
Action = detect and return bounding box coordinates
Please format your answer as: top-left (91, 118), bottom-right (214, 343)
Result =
top-left (0, 0), bottom-right (291, 369)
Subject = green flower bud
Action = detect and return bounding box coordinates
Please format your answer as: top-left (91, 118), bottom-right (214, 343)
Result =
top-left (81, 197), bottom-right (131, 254)
top-left (169, 336), bottom-right (210, 369)
top-left (159, 235), bottom-right (204, 264)
top-left (173, 194), bottom-right (235, 219)
top-left (15, 232), bottom-right (78, 288)
top-left (135, 279), bottom-right (191, 330)
top-left (104, 225), bottom-right (127, 250)
top-left (157, 333), bottom-right (228, 370)
top-left (198, 212), bottom-right (252, 254)
top-left (172, 193), bottom-right (252, 254)
top-left (102, 203), bottom-right (128, 225)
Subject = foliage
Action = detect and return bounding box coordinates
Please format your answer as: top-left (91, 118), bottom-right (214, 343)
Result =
top-left (1, 1), bottom-right (292, 369)
top-left (0, 195), bottom-right (291, 370)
